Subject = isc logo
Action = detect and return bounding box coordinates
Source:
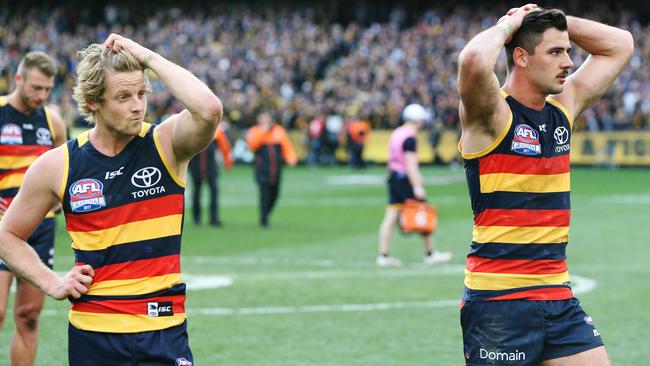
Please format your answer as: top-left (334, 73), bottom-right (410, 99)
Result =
top-left (147, 301), bottom-right (174, 317)
top-left (69, 179), bottom-right (103, 199)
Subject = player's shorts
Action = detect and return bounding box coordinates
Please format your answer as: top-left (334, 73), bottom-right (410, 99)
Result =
top-left (387, 171), bottom-right (414, 204)
top-left (68, 321), bottom-right (194, 365)
top-left (0, 218), bottom-right (54, 271)
top-left (460, 298), bottom-right (604, 365)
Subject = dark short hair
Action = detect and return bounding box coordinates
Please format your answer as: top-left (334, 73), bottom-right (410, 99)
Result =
top-left (505, 8), bottom-right (568, 69)
top-left (17, 51), bottom-right (56, 78)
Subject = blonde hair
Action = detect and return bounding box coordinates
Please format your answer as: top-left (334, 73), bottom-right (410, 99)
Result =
top-left (17, 51), bottom-right (56, 78)
top-left (72, 44), bottom-right (149, 124)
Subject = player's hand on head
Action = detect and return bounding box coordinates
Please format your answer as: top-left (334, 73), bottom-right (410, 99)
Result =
top-left (104, 33), bottom-right (150, 65)
top-left (498, 4), bottom-right (541, 40)
top-left (49, 264), bottom-right (94, 300)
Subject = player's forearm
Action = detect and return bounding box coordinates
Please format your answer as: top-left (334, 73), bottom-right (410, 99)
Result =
top-left (0, 231), bottom-right (59, 295)
top-left (146, 53), bottom-right (223, 125)
top-left (567, 16), bottom-right (634, 58)
top-left (405, 155), bottom-right (423, 188)
top-left (458, 25), bottom-right (510, 77)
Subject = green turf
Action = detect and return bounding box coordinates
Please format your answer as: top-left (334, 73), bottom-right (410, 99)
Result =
top-left (1, 165), bottom-right (648, 365)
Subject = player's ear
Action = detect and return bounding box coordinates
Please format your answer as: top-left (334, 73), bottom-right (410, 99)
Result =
top-left (86, 100), bottom-right (97, 111)
top-left (514, 47), bottom-right (528, 68)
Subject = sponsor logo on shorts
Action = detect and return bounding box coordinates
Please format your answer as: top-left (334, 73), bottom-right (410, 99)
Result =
top-left (69, 178), bottom-right (106, 213)
top-left (147, 301), bottom-right (174, 317)
top-left (511, 124), bottom-right (541, 155)
top-left (479, 348), bottom-right (526, 362)
top-left (584, 315), bottom-right (593, 325)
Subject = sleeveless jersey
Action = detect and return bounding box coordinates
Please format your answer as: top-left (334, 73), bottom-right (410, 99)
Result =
top-left (0, 96), bottom-right (57, 217)
top-left (60, 123), bottom-right (187, 333)
top-left (387, 125), bottom-right (416, 173)
top-left (460, 92), bottom-right (574, 302)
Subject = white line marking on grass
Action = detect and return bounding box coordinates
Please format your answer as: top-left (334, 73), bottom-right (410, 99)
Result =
top-left (30, 274), bottom-right (596, 317)
top-left (571, 275), bottom-right (597, 294)
top-left (191, 299), bottom-right (461, 316)
top-left (326, 175), bottom-right (465, 186)
top-left (591, 194), bottom-right (650, 205)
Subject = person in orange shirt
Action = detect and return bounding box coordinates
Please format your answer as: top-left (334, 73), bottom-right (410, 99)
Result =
top-left (246, 112), bottom-right (297, 227)
top-left (346, 119), bottom-right (370, 169)
top-left (189, 123), bottom-right (233, 226)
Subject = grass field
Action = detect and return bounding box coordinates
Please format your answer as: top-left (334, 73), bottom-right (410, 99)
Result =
top-left (1, 164), bottom-right (649, 365)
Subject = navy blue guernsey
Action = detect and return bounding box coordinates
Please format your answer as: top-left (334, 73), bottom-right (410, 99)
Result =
top-left (459, 91), bottom-right (575, 302)
top-left (60, 123), bottom-right (187, 333)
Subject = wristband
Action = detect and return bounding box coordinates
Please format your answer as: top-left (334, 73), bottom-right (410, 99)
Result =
top-left (497, 21), bottom-right (513, 37)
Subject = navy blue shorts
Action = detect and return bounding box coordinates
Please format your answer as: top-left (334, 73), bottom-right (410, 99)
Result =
top-left (68, 321), bottom-right (194, 366)
top-left (387, 172), bottom-right (414, 204)
top-left (460, 298), bottom-right (604, 365)
top-left (0, 218), bottom-right (54, 271)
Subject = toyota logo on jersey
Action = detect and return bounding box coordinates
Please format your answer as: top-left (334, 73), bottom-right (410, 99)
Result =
top-left (131, 167), bottom-right (161, 188)
top-left (554, 127), bottom-right (569, 144)
top-left (511, 124), bottom-right (541, 156)
top-left (69, 178), bottom-right (106, 213)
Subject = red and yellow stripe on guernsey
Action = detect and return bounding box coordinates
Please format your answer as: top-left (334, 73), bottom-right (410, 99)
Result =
top-left (0, 145), bottom-right (55, 217)
top-left (84, 255), bottom-right (181, 296)
top-left (467, 152), bottom-right (573, 300)
top-left (66, 194), bottom-right (185, 332)
top-left (66, 194), bottom-right (184, 251)
top-left (70, 295), bottom-right (186, 333)
top-left (0, 145), bottom-right (51, 170)
top-left (465, 256), bottom-right (570, 295)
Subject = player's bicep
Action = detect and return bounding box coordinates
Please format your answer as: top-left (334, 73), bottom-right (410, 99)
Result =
top-left (559, 54), bottom-right (630, 118)
top-left (458, 63), bottom-right (504, 124)
top-left (168, 109), bottom-right (219, 162)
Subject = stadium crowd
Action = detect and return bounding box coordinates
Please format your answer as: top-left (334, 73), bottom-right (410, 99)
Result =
top-left (1, 2), bottom-right (648, 136)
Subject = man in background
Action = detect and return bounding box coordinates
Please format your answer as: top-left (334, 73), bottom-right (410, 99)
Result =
top-left (0, 51), bottom-right (66, 366)
top-left (247, 111), bottom-right (297, 228)
top-left (189, 122), bottom-right (233, 227)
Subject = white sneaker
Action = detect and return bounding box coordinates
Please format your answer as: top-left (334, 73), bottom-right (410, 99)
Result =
top-left (377, 255), bottom-right (402, 267)
top-left (424, 251), bottom-right (452, 265)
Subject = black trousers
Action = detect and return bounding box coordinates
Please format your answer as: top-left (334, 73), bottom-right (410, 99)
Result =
top-left (189, 153), bottom-right (219, 224)
top-left (258, 182), bottom-right (280, 226)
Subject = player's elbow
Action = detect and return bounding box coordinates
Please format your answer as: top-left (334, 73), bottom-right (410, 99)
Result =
top-left (458, 48), bottom-right (491, 76)
top-left (618, 30), bottom-right (634, 61)
top-left (197, 95), bottom-right (223, 126)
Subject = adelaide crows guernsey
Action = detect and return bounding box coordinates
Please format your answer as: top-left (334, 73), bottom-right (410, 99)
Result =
top-left (460, 91), bottom-right (574, 302)
top-left (60, 123), bottom-right (187, 332)
top-left (0, 96), bottom-right (57, 217)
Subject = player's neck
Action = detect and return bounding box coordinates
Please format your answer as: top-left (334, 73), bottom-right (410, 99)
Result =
top-left (88, 124), bottom-right (136, 157)
top-left (6, 90), bottom-right (35, 116)
top-left (503, 73), bottom-right (547, 111)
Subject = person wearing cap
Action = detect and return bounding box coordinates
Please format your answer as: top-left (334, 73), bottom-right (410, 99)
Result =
top-left (376, 103), bottom-right (451, 266)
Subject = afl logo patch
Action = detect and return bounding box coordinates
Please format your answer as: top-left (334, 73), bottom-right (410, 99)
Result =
top-left (69, 178), bottom-right (106, 213)
top-left (0, 123), bottom-right (23, 144)
top-left (511, 124), bottom-right (541, 156)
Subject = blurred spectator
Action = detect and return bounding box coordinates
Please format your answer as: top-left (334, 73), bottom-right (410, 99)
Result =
top-left (345, 118), bottom-right (371, 168)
